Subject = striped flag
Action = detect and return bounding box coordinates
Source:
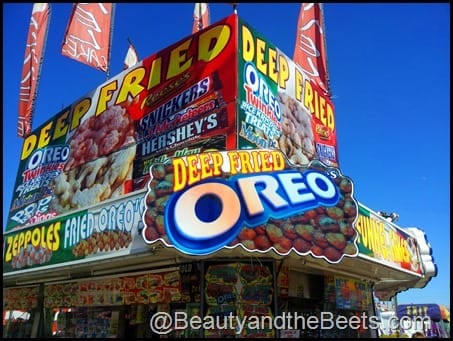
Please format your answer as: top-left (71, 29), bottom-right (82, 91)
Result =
top-left (18, 3), bottom-right (51, 138)
top-left (123, 40), bottom-right (139, 69)
top-left (61, 3), bottom-right (114, 73)
top-left (293, 3), bottom-right (330, 95)
top-left (192, 3), bottom-right (210, 33)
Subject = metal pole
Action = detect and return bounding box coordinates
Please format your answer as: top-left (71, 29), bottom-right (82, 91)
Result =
top-left (319, 3), bottom-right (331, 96)
top-left (198, 3), bottom-right (202, 30)
top-left (106, 3), bottom-right (116, 79)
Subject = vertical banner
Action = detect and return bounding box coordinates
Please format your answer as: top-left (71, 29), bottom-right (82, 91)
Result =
top-left (293, 3), bottom-right (329, 95)
top-left (292, 3), bottom-right (339, 166)
top-left (192, 3), bottom-right (210, 33)
top-left (61, 3), bottom-right (114, 73)
top-left (17, 3), bottom-right (50, 138)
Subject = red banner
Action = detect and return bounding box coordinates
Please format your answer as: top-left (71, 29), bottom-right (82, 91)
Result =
top-left (293, 3), bottom-right (329, 95)
top-left (18, 3), bottom-right (50, 138)
top-left (61, 3), bottom-right (113, 72)
top-left (192, 3), bottom-right (210, 33)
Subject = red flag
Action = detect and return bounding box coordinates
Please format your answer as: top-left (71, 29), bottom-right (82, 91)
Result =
top-left (61, 3), bottom-right (114, 73)
top-left (293, 3), bottom-right (329, 95)
top-left (18, 3), bottom-right (51, 138)
top-left (123, 41), bottom-right (139, 70)
top-left (192, 3), bottom-right (210, 33)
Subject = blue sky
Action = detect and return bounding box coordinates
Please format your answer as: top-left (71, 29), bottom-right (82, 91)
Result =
top-left (3, 4), bottom-right (450, 307)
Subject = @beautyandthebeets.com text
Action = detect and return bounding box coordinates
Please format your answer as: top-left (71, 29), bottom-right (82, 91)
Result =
top-left (149, 311), bottom-right (382, 335)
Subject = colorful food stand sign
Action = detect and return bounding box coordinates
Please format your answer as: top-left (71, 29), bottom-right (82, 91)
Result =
top-left (3, 192), bottom-right (145, 273)
top-left (142, 149), bottom-right (358, 264)
top-left (5, 14), bottom-right (239, 232)
top-left (237, 17), bottom-right (339, 167)
top-left (5, 13), bottom-right (339, 236)
top-left (355, 205), bottom-right (423, 275)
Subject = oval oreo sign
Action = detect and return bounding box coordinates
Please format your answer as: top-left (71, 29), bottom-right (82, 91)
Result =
top-left (142, 149), bottom-right (359, 264)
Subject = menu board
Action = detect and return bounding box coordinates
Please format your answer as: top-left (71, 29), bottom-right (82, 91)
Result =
top-left (334, 276), bottom-right (372, 311)
top-left (3, 286), bottom-right (39, 311)
top-left (204, 261), bottom-right (275, 338)
top-left (44, 269), bottom-right (181, 308)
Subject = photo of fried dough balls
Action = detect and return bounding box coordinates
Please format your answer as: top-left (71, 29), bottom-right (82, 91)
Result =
top-left (50, 145), bottom-right (135, 213)
top-left (65, 105), bottom-right (135, 171)
top-left (277, 92), bottom-right (315, 165)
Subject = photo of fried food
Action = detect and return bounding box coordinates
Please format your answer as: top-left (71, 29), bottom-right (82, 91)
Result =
top-left (50, 145), bottom-right (136, 212)
top-left (49, 104), bottom-right (137, 213)
top-left (277, 92), bottom-right (315, 165)
top-left (65, 105), bottom-right (135, 171)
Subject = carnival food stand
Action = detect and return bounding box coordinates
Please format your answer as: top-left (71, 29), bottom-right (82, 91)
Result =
top-left (3, 13), bottom-right (435, 338)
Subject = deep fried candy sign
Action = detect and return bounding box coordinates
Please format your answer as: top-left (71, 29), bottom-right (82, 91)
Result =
top-left (142, 149), bottom-right (359, 263)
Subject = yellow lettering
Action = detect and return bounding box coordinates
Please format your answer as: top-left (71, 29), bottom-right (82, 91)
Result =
top-left (271, 151), bottom-right (286, 170)
top-left (37, 122), bottom-right (52, 149)
top-left (70, 98), bottom-right (91, 130)
top-left (269, 49), bottom-right (278, 84)
top-left (251, 151), bottom-right (261, 172)
top-left (239, 151), bottom-right (254, 173)
top-left (355, 215), bottom-right (364, 244)
top-left (96, 81), bottom-right (117, 116)
top-left (5, 236), bottom-right (13, 262)
top-left (167, 39), bottom-right (193, 79)
top-left (211, 153), bottom-right (223, 177)
top-left (40, 226), bottom-right (46, 249)
top-left (186, 155), bottom-right (201, 186)
top-left (241, 25), bottom-right (281, 84)
top-left (147, 57), bottom-right (162, 90)
top-left (18, 233), bottom-right (25, 254)
top-left (198, 152), bottom-right (223, 180)
top-left (116, 68), bottom-right (146, 104)
top-left (199, 153), bottom-right (213, 179)
top-left (303, 80), bottom-right (335, 130)
top-left (242, 26), bottom-right (254, 62)
top-left (326, 102), bottom-right (335, 130)
top-left (357, 215), bottom-right (368, 247)
top-left (198, 25), bottom-right (230, 62)
top-left (369, 218), bottom-right (377, 252)
top-left (227, 152), bottom-right (240, 175)
top-left (390, 232), bottom-right (399, 261)
top-left (173, 158), bottom-right (187, 192)
top-left (32, 228), bottom-right (40, 247)
top-left (12, 234), bottom-right (19, 258)
top-left (54, 110), bottom-right (70, 140)
top-left (402, 238), bottom-right (410, 263)
top-left (279, 55), bottom-right (289, 89)
top-left (256, 38), bottom-right (267, 75)
top-left (21, 134), bottom-right (38, 160)
top-left (259, 151), bottom-right (273, 172)
top-left (295, 69), bottom-right (304, 102)
top-left (304, 80), bottom-right (314, 113)
top-left (24, 230), bottom-right (32, 248)
top-left (46, 225), bottom-right (54, 250)
top-left (52, 223), bottom-right (61, 251)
